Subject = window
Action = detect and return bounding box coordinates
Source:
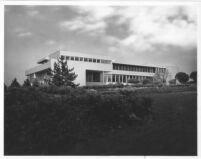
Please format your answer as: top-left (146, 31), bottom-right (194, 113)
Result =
top-left (116, 75), bottom-right (120, 82)
top-left (75, 57), bottom-right (79, 61)
top-left (93, 59), bottom-right (96, 63)
top-left (84, 58), bottom-right (88, 62)
top-left (89, 58), bottom-right (92, 62)
top-left (101, 59), bottom-right (111, 64)
top-left (80, 57), bottom-right (83, 61)
top-left (97, 59), bottom-right (100, 63)
top-left (70, 56), bottom-right (74, 61)
top-left (112, 74), bottom-right (116, 82)
top-left (66, 56), bottom-right (70, 60)
top-left (108, 75), bottom-right (112, 82)
top-left (101, 59), bottom-right (105, 63)
top-left (123, 75), bottom-right (126, 82)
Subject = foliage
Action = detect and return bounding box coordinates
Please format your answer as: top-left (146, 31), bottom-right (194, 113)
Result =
top-left (168, 79), bottom-right (176, 85)
top-left (128, 78), bottom-right (140, 84)
top-left (142, 78), bottom-right (152, 85)
top-left (175, 72), bottom-right (189, 84)
top-left (153, 69), bottom-right (169, 84)
top-left (10, 78), bottom-right (20, 88)
top-left (49, 56), bottom-right (78, 88)
top-left (83, 83), bottom-right (124, 89)
top-left (190, 71), bottom-right (197, 83)
top-left (4, 83), bottom-right (7, 91)
top-left (40, 85), bottom-right (87, 95)
top-left (23, 79), bottom-right (31, 87)
top-left (32, 79), bottom-right (40, 87)
top-left (4, 87), bottom-right (153, 155)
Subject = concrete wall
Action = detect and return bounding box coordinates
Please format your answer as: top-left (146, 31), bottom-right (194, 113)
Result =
top-left (111, 70), bottom-right (155, 77)
top-left (67, 60), bottom-right (112, 86)
top-left (25, 61), bottom-right (51, 76)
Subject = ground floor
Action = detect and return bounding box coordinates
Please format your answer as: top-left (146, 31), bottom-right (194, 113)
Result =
top-left (86, 70), bottom-right (153, 85)
top-left (28, 69), bottom-right (155, 86)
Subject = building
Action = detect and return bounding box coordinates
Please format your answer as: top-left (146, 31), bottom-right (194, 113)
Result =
top-left (25, 50), bottom-right (175, 86)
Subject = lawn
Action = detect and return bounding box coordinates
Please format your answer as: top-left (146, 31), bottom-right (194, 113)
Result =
top-left (68, 91), bottom-right (197, 155)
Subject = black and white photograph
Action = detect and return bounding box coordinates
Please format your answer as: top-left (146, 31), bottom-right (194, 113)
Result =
top-left (3, 2), bottom-right (199, 157)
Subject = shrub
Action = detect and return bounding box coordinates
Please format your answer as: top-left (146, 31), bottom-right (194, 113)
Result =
top-left (40, 85), bottom-right (87, 95)
top-left (169, 79), bottom-right (176, 85)
top-left (128, 78), bottom-right (140, 84)
top-left (142, 79), bottom-right (152, 85)
top-left (4, 87), bottom-right (153, 155)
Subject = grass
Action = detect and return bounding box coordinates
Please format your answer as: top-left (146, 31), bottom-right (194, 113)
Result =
top-left (66, 91), bottom-right (197, 155)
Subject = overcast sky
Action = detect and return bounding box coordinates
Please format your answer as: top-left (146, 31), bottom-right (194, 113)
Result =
top-left (4, 5), bottom-right (197, 85)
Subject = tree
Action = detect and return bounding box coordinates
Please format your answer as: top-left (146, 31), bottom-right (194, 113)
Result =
top-left (32, 79), bottom-right (40, 87)
top-left (4, 83), bottom-right (7, 91)
top-left (10, 78), bottom-right (20, 88)
top-left (190, 71), bottom-right (197, 83)
top-left (49, 56), bottom-right (78, 87)
top-left (153, 69), bottom-right (169, 84)
top-left (175, 72), bottom-right (189, 84)
top-left (23, 79), bottom-right (31, 87)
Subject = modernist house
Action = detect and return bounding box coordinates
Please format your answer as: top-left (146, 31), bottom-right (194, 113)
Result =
top-left (25, 50), bottom-right (177, 86)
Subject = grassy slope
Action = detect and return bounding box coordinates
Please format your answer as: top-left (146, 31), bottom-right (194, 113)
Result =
top-left (69, 91), bottom-right (197, 155)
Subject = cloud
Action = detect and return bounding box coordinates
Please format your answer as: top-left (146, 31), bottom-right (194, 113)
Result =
top-left (17, 32), bottom-right (32, 38)
top-left (59, 6), bottom-right (116, 36)
top-left (27, 10), bottom-right (39, 16)
top-left (58, 6), bottom-right (196, 52)
top-left (45, 40), bottom-right (56, 45)
top-left (116, 6), bottom-right (197, 50)
top-left (59, 18), bottom-right (106, 33)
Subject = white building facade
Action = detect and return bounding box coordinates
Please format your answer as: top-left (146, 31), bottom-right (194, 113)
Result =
top-left (25, 50), bottom-right (177, 86)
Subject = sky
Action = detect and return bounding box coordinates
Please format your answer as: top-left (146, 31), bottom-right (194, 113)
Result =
top-left (4, 5), bottom-right (197, 85)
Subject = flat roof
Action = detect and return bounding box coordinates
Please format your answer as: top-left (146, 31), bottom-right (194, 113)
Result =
top-left (37, 57), bottom-right (49, 64)
top-left (60, 50), bottom-right (115, 61)
top-left (113, 60), bottom-right (165, 68)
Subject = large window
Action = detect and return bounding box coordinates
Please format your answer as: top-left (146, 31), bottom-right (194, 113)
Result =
top-left (86, 71), bottom-right (101, 82)
top-left (75, 57), bottom-right (79, 61)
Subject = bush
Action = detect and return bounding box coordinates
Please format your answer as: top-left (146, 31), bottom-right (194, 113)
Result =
top-left (4, 87), bottom-right (153, 155)
top-left (128, 78), bottom-right (140, 84)
top-left (169, 79), bottom-right (176, 85)
top-left (83, 83), bottom-right (124, 90)
top-left (39, 85), bottom-right (87, 95)
top-left (142, 79), bottom-right (152, 85)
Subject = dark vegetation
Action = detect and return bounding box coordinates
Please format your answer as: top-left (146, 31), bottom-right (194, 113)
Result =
top-left (4, 85), bottom-right (197, 155)
top-left (190, 71), bottom-right (197, 83)
top-left (175, 72), bottom-right (189, 84)
top-left (70, 92), bottom-right (197, 155)
top-left (4, 86), bottom-right (153, 155)
top-left (48, 56), bottom-right (78, 87)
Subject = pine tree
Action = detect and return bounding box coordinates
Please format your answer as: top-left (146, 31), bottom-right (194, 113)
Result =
top-left (23, 79), bottom-right (31, 87)
top-left (10, 78), bottom-right (21, 88)
top-left (50, 56), bottom-right (78, 87)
